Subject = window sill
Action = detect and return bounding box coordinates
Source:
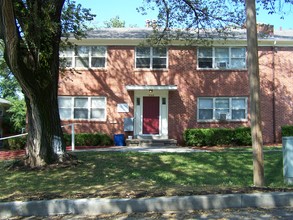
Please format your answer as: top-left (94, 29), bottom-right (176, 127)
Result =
top-left (61, 67), bottom-right (107, 71)
top-left (197, 119), bottom-right (248, 123)
top-left (134, 68), bottom-right (169, 72)
top-left (196, 68), bottom-right (247, 71)
top-left (60, 119), bottom-right (107, 122)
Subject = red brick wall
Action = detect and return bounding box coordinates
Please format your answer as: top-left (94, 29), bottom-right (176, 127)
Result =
top-left (167, 47), bottom-right (250, 144)
top-left (58, 45), bottom-right (293, 144)
top-left (269, 47), bottom-right (293, 142)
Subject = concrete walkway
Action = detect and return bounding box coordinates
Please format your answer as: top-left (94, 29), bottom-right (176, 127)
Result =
top-left (0, 146), bottom-right (208, 161)
top-left (1, 192), bottom-right (293, 218)
top-left (75, 146), bottom-right (209, 153)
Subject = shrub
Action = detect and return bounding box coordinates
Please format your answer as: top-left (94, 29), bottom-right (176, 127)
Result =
top-left (63, 133), bottom-right (71, 146)
top-left (213, 128), bottom-right (233, 146)
top-left (232, 127), bottom-right (252, 146)
top-left (184, 127), bottom-right (251, 147)
top-left (3, 136), bottom-right (26, 150)
top-left (63, 132), bottom-right (113, 146)
top-left (1, 132), bottom-right (113, 150)
top-left (281, 125), bottom-right (293, 137)
top-left (282, 125), bottom-right (293, 136)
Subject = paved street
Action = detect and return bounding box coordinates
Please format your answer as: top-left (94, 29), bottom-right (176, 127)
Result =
top-left (7, 207), bottom-right (293, 219)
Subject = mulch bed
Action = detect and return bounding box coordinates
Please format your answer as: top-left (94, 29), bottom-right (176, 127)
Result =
top-left (0, 149), bottom-right (26, 160)
top-left (0, 146), bottom-right (112, 161)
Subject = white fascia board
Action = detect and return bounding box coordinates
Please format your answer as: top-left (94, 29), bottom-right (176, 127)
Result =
top-left (64, 38), bottom-right (146, 46)
top-left (63, 38), bottom-right (293, 47)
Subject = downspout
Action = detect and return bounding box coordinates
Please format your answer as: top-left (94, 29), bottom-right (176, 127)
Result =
top-left (272, 41), bottom-right (277, 143)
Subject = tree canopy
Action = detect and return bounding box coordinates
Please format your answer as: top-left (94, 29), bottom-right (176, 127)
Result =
top-left (138, 0), bottom-right (246, 32)
top-left (104, 15), bottom-right (126, 28)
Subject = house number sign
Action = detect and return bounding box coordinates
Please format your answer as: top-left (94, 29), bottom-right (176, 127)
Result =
top-left (117, 103), bottom-right (129, 113)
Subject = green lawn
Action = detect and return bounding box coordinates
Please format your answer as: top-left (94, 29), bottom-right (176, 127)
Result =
top-left (0, 150), bottom-right (290, 202)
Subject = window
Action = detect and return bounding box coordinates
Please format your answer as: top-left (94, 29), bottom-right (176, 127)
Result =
top-left (58, 96), bottom-right (106, 121)
top-left (60, 46), bottom-right (106, 68)
top-left (198, 97), bottom-right (247, 121)
top-left (135, 47), bottom-right (167, 69)
top-left (198, 47), bottom-right (246, 69)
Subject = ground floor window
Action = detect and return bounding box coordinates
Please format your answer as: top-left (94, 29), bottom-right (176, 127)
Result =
top-left (58, 96), bottom-right (106, 121)
top-left (197, 97), bottom-right (247, 121)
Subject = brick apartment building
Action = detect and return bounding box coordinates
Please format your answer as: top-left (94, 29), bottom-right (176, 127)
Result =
top-left (58, 28), bottom-right (293, 145)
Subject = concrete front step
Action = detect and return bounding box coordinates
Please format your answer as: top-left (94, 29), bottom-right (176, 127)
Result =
top-left (126, 139), bottom-right (177, 147)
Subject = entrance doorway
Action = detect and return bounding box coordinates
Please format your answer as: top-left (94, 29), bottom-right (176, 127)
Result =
top-left (143, 97), bottom-right (160, 134)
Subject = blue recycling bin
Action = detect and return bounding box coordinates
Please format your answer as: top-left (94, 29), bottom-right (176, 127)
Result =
top-left (114, 134), bottom-right (125, 146)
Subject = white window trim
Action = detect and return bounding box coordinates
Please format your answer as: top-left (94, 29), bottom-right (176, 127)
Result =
top-left (58, 96), bottom-right (107, 121)
top-left (197, 47), bottom-right (247, 70)
top-left (135, 47), bottom-right (168, 70)
top-left (197, 97), bottom-right (248, 122)
top-left (60, 46), bottom-right (107, 69)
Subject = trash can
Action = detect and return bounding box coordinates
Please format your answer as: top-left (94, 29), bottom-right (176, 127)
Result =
top-left (283, 136), bottom-right (293, 184)
top-left (114, 134), bottom-right (125, 146)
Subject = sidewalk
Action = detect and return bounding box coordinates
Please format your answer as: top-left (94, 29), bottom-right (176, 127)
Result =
top-left (75, 146), bottom-right (209, 153)
top-left (0, 146), bottom-right (207, 160)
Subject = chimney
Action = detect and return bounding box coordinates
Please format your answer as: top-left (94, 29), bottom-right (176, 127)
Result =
top-left (145, 20), bottom-right (151, 28)
top-left (152, 20), bottom-right (157, 28)
top-left (145, 19), bottom-right (158, 28)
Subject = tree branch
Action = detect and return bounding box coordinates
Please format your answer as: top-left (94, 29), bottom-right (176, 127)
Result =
top-left (0, 0), bottom-right (21, 73)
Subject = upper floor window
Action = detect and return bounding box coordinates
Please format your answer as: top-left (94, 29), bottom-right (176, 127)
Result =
top-left (60, 46), bottom-right (106, 68)
top-left (135, 47), bottom-right (167, 69)
top-left (197, 97), bottom-right (247, 121)
top-left (58, 96), bottom-right (107, 121)
top-left (197, 47), bottom-right (246, 69)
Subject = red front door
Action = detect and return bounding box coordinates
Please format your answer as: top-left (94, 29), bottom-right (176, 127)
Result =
top-left (143, 97), bottom-right (160, 134)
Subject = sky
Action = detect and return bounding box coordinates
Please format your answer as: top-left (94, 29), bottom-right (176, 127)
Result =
top-left (75, 0), bottom-right (293, 30)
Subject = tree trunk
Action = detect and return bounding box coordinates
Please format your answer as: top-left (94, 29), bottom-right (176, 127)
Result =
top-left (245, 0), bottom-right (265, 186)
top-left (0, 0), bottom-right (67, 167)
top-left (25, 85), bottom-right (66, 167)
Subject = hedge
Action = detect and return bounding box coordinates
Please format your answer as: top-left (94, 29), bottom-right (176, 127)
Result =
top-left (183, 127), bottom-right (252, 147)
top-left (63, 132), bottom-right (113, 146)
top-left (2, 132), bottom-right (113, 150)
top-left (2, 136), bottom-right (27, 150)
top-left (281, 125), bottom-right (293, 137)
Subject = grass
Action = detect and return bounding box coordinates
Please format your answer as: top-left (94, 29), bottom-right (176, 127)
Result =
top-left (0, 149), bottom-right (290, 202)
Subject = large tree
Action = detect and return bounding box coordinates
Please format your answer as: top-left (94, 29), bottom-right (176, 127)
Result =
top-left (0, 0), bottom-right (94, 167)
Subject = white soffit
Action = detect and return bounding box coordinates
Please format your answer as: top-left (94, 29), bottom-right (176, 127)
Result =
top-left (126, 85), bottom-right (177, 91)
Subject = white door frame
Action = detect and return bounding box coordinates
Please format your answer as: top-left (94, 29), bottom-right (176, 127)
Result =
top-left (134, 90), bottom-right (168, 139)
top-left (126, 85), bottom-right (177, 140)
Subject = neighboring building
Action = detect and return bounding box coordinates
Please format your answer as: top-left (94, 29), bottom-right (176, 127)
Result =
top-left (0, 98), bottom-right (11, 146)
top-left (58, 27), bottom-right (293, 145)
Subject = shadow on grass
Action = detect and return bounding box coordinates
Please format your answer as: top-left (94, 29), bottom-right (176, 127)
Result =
top-left (0, 151), bottom-right (287, 203)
